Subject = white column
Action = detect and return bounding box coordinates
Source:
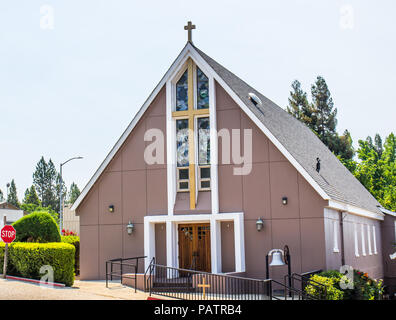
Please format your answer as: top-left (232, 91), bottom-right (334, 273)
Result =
top-left (210, 218), bottom-right (222, 273)
top-left (166, 80), bottom-right (176, 216)
top-left (166, 221), bottom-right (177, 268)
top-left (144, 219), bottom-right (156, 270)
top-left (209, 76), bottom-right (219, 214)
top-left (234, 214), bottom-right (246, 272)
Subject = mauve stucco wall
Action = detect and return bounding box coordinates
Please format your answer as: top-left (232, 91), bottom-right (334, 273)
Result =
top-left (381, 215), bottom-right (396, 292)
top-left (216, 82), bottom-right (327, 280)
top-left (77, 86), bottom-right (167, 280)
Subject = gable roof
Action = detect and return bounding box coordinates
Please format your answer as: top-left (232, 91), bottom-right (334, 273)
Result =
top-left (72, 42), bottom-right (383, 218)
top-left (192, 45), bottom-right (382, 216)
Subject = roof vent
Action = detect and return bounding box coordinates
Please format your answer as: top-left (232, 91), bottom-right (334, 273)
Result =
top-left (316, 158), bottom-right (321, 173)
top-left (248, 92), bottom-right (262, 107)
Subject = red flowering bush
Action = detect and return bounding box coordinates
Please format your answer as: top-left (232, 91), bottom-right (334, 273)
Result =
top-left (62, 229), bottom-right (77, 236)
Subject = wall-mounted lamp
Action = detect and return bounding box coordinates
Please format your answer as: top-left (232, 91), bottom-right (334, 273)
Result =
top-left (126, 221), bottom-right (134, 235)
top-left (256, 218), bottom-right (264, 231)
top-left (282, 197), bottom-right (288, 205)
top-left (108, 205), bottom-right (114, 213)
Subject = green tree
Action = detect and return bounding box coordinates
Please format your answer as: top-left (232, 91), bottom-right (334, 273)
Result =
top-left (310, 76), bottom-right (338, 145)
top-left (0, 189), bottom-right (3, 202)
top-left (286, 80), bottom-right (314, 128)
top-left (23, 185), bottom-right (41, 206)
top-left (68, 182), bottom-right (80, 205)
top-left (7, 179), bottom-right (19, 207)
top-left (353, 133), bottom-right (396, 211)
top-left (33, 157), bottom-right (58, 209)
top-left (286, 76), bottom-right (354, 160)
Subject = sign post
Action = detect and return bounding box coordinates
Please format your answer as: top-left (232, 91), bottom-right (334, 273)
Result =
top-left (1, 216), bottom-right (16, 279)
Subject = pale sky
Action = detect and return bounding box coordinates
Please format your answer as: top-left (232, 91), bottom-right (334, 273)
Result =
top-left (1, 0), bottom-right (395, 200)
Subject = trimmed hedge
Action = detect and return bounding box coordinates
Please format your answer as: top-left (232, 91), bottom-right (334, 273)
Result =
top-left (0, 242), bottom-right (75, 286)
top-left (61, 236), bottom-right (80, 276)
top-left (13, 212), bottom-right (61, 243)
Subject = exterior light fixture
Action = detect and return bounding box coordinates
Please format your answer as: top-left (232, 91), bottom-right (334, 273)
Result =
top-left (108, 205), bottom-right (114, 213)
top-left (256, 218), bottom-right (264, 231)
top-left (282, 197), bottom-right (288, 205)
top-left (126, 221), bottom-right (134, 235)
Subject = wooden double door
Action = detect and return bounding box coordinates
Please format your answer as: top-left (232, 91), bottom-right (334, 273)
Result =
top-left (178, 223), bottom-right (211, 273)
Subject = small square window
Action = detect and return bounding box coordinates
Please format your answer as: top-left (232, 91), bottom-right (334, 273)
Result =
top-left (200, 167), bottom-right (210, 179)
top-left (201, 181), bottom-right (210, 189)
top-left (179, 182), bottom-right (189, 190)
top-left (179, 168), bottom-right (189, 180)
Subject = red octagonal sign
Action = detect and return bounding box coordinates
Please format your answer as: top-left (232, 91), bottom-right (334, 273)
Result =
top-left (1, 225), bottom-right (16, 243)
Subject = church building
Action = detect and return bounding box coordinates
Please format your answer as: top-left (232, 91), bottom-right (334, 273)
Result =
top-left (71, 23), bottom-right (396, 290)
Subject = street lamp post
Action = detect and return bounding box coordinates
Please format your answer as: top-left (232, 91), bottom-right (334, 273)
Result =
top-left (59, 156), bottom-right (83, 234)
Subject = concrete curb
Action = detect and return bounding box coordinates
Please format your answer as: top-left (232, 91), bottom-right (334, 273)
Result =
top-left (5, 275), bottom-right (66, 287)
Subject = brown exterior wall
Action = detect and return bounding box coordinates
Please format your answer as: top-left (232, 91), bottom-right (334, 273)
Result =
top-left (381, 214), bottom-right (396, 294)
top-left (216, 82), bottom-right (327, 280)
top-left (77, 86), bottom-right (167, 279)
top-left (324, 208), bottom-right (384, 279)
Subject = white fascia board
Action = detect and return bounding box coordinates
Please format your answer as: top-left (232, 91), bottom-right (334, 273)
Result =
top-left (71, 44), bottom-right (191, 211)
top-left (379, 207), bottom-right (396, 217)
top-left (144, 212), bottom-right (243, 224)
top-left (327, 200), bottom-right (384, 221)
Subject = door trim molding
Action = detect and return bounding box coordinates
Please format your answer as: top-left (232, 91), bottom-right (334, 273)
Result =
top-left (144, 212), bottom-right (245, 274)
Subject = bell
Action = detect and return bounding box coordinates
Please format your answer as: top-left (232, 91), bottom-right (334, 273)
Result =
top-left (269, 250), bottom-right (285, 266)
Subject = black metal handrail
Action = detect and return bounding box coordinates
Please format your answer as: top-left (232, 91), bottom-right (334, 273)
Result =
top-left (147, 263), bottom-right (276, 300)
top-left (285, 270), bottom-right (326, 300)
top-left (270, 279), bottom-right (319, 300)
top-left (106, 256), bottom-right (146, 293)
top-left (144, 257), bottom-right (155, 292)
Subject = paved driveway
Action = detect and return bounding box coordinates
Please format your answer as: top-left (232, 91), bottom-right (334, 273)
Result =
top-left (0, 279), bottom-right (164, 300)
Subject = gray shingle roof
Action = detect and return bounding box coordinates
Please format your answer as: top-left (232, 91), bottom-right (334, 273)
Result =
top-left (193, 45), bottom-right (382, 215)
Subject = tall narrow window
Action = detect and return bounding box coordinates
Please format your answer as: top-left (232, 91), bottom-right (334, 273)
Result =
top-left (198, 117), bottom-right (210, 190)
top-left (367, 225), bottom-right (372, 255)
top-left (196, 68), bottom-right (209, 109)
top-left (361, 224), bottom-right (366, 256)
top-left (333, 220), bottom-right (339, 253)
top-left (176, 119), bottom-right (189, 191)
top-left (176, 70), bottom-right (188, 111)
top-left (354, 223), bottom-right (359, 257)
top-left (373, 225), bottom-right (377, 254)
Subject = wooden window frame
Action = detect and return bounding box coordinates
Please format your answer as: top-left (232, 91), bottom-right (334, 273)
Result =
top-left (177, 167), bottom-right (190, 192)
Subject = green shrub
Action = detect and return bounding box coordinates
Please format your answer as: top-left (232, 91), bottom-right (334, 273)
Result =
top-left (305, 269), bottom-right (384, 300)
top-left (61, 236), bottom-right (80, 276)
top-left (349, 270), bottom-right (384, 300)
top-left (13, 212), bottom-right (61, 243)
top-left (0, 242), bottom-right (75, 286)
top-left (305, 274), bottom-right (344, 300)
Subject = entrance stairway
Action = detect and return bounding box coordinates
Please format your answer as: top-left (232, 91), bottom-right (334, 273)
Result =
top-left (152, 277), bottom-right (195, 293)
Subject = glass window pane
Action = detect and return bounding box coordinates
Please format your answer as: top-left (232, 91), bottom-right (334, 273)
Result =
top-left (179, 182), bottom-right (189, 190)
top-left (179, 168), bottom-right (189, 180)
top-left (198, 117), bottom-right (210, 165)
top-left (200, 167), bottom-right (210, 179)
top-left (176, 70), bottom-right (188, 111)
top-left (197, 68), bottom-right (209, 109)
top-left (176, 119), bottom-right (189, 167)
top-left (201, 181), bottom-right (210, 189)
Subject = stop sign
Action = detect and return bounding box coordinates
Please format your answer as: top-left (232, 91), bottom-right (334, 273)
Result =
top-left (1, 225), bottom-right (16, 243)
